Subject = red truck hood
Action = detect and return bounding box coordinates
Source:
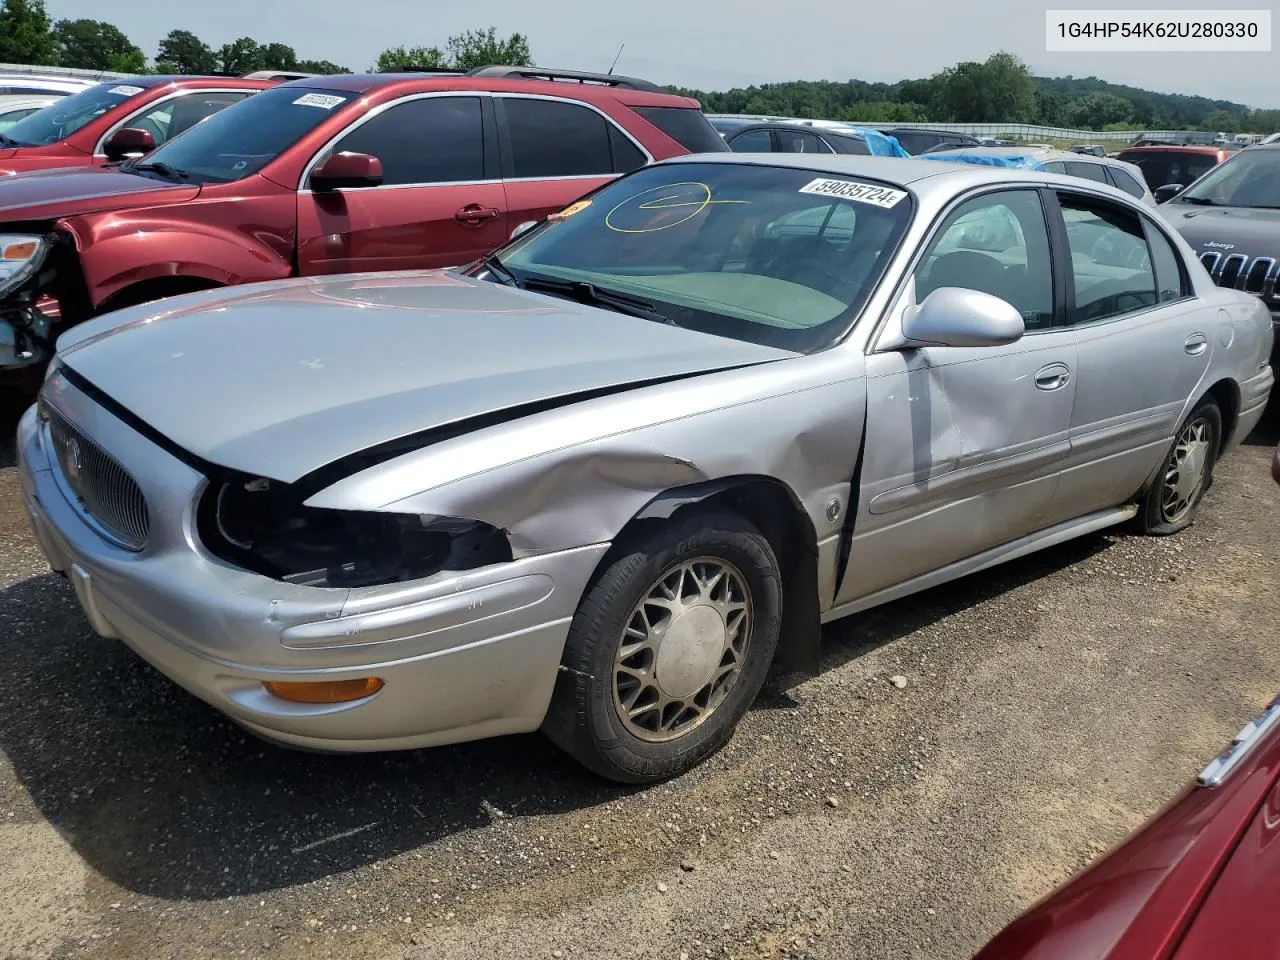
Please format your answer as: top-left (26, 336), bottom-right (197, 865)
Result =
top-left (0, 165), bottom-right (198, 221)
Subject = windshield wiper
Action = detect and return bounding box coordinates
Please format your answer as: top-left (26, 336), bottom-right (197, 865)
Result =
top-left (477, 252), bottom-right (520, 287)
top-left (129, 161), bottom-right (190, 182)
top-left (521, 276), bottom-right (673, 324)
top-left (1178, 196), bottom-right (1218, 206)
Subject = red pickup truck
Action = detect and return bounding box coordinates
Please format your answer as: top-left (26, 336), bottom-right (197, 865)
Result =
top-left (0, 66), bottom-right (724, 389)
top-left (0, 76), bottom-right (275, 176)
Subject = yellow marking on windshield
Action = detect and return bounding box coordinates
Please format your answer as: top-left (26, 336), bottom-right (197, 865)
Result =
top-left (605, 181), bottom-right (748, 234)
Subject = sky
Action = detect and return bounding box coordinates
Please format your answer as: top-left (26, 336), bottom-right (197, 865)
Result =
top-left (45, 0), bottom-right (1280, 108)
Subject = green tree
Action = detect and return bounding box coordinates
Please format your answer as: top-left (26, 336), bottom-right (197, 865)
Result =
top-left (839, 100), bottom-right (927, 123)
top-left (52, 19), bottom-right (145, 72)
top-left (1250, 109), bottom-right (1280, 133)
top-left (371, 44), bottom-right (446, 71)
top-left (156, 29), bottom-right (217, 74)
top-left (931, 51), bottom-right (1037, 123)
top-left (445, 27), bottom-right (533, 70)
top-left (0, 0), bottom-right (58, 65)
top-left (372, 28), bottom-right (533, 73)
top-left (1203, 109), bottom-right (1241, 133)
top-left (1066, 92), bottom-right (1134, 128)
top-left (297, 58), bottom-right (350, 75)
top-left (218, 37), bottom-right (264, 74)
top-left (259, 42), bottom-right (298, 71)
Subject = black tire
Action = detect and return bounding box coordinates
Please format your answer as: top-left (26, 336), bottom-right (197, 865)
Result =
top-left (1135, 397), bottom-right (1222, 536)
top-left (542, 508), bottom-right (782, 784)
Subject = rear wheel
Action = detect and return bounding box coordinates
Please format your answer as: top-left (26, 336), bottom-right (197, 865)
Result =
top-left (542, 509), bottom-right (781, 784)
top-left (1135, 398), bottom-right (1221, 535)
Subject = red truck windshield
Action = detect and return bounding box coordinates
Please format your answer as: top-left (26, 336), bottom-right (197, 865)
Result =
top-left (131, 86), bottom-right (356, 185)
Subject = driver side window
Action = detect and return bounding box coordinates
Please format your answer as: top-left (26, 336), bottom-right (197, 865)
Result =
top-left (915, 189), bottom-right (1054, 330)
top-left (326, 96), bottom-right (485, 186)
top-left (1057, 193), bottom-right (1157, 326)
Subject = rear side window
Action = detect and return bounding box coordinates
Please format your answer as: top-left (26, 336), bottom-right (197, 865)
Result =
top-left (1065, 160), bottom-right (1110, 183)
top-left (630, 106), bottom-right (730, 153)
top-left (1107, 166), bottom-right (1148, 198)
top-left (503, 98), bottom-right (616, 177)
top-left (889, 130), bottom-right (935, 154)
top-left (727, 128), bottom-right (773, 152)
top-left (608, 125), bottom-right (646, 172)
top-left (830, 135), bottom-right (871, 155)
top-left (1143, 220), bottom-right (1189, 301)
top-left (775, 129), bottom-right (833, 154)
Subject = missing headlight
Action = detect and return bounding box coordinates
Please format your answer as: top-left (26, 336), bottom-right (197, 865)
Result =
top-left (198, 473), bottom-right (512, 588)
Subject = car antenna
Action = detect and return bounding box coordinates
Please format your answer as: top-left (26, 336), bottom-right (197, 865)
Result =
top-left (607, 43), bottom-right (625, 75)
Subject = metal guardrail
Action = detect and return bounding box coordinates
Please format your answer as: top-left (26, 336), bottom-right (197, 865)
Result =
top-left (0, 62), bottom-right (133, 80)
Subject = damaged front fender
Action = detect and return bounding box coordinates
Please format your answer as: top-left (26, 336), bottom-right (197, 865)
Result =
top-left (303, 350), bottom-right (868, 567)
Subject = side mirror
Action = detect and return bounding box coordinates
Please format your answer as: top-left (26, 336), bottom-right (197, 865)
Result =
top-left (311, 152), bottom-right (383, 191)
top-left (510, 220), bottom-right (538, 240)
top-left (901, 286), bottom-right (1024, 348)
top-left (103, 127), bottom-right (155, 162)
top-left (1154, 183), bottom-right (1184, 204)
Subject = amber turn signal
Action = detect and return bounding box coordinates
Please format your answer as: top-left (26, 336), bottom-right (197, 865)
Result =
top-left (263, 677), bottom-right (384, 704)
top-left (1, 241), bottom-right (39, 261)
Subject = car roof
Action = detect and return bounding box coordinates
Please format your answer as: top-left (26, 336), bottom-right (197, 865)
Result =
top-left (727, 122), bottom-right (865, 139)
top-left (280, 68), bottom-right (696, 106)
top-left (1118, 144), bottom-right (1226, 155)
top-left (658, 152), bottom-right (1155, 205)
top-left (0, 97), bottom-right (56, 110)
top-left (661, 152), bottom-right (1015, 186)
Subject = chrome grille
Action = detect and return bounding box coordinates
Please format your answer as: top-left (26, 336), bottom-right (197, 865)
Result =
top-left (46, 406), bottom-right (150, 550)
top-left (1200, 251), bottom-right (1280, 300)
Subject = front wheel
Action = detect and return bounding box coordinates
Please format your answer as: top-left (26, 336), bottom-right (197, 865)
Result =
top-left (542, 509), bottom-right (782, 784)
top-left (1135, 398), bottom-right (1222, 535)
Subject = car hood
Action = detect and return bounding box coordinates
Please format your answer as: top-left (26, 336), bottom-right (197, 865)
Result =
top-left (1166, 204), bottom-right (1280, 259)
top-left (0, 165), bottom-right (197, 220)
top-left (56, 271), bottom-right (796, 484)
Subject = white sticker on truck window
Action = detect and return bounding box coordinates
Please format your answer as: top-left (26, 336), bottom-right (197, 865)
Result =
top-left (798, 177), bottom-right (907, 208)
top-left (108, 85), bottom-right (144, 96)
top-left (292, 93), bottom-right (346, 109)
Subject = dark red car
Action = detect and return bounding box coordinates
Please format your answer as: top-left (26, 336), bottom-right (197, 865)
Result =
top-left (1113, 146), bottom-right (1232, 198)
top-left (0, 65), bottom-right (724, 385)
top-left (0, 76), bottom-right (276, 175)
top-left (974, 693), bottom-right (1280, 960)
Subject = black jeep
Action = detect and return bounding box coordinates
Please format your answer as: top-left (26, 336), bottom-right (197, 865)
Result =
top-left (1161, 143), bottom-right (1280, 347)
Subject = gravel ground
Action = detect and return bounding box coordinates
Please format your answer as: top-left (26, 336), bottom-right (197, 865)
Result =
top-left (1, 401), bottom-right (1278, 960)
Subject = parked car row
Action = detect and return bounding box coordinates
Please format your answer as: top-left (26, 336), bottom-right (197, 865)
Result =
top-left (0, 66), bottom-right (725, 385)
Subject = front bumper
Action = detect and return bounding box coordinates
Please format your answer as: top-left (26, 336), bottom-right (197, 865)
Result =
top-left (17, 392), bottom-right (608, 753)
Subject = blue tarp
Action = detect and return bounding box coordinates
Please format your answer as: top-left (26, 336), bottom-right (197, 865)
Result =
top-left (917, 150), bottom-right (1048, 170)
top-left (843, 126), bottom-right (910, 158)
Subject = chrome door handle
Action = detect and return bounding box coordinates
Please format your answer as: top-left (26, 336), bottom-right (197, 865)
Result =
top-left (1034, 362), bottom-right (1071, 391)
top-left (455, 204), bottom-right (501, 225)
top-left (1184, 333), bottom-right (1209, 356)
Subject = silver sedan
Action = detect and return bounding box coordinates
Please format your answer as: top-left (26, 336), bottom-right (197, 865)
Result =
top-left (17, 154), bottom-right (1275, 783)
